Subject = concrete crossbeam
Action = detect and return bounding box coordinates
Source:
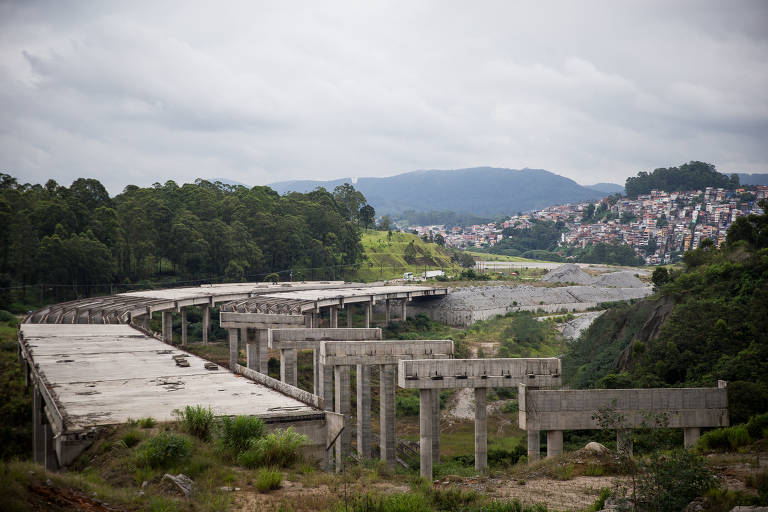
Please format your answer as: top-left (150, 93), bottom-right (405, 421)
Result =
top-left (320, 340), bottom-right (453, 366)
top-left (268, 328), bottom-right (382, 349)
top-left (519, 385), bottom-right (729, 431)
top-left (220, 311), bottom-right (305, 329)
top-left (398, 358), bottom-right (562, 389)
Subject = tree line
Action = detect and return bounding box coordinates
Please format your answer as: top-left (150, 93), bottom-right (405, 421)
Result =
top-left (0, 174), bottom-right (373, 309)
top-left (624, 161), bottom-right (739, 199)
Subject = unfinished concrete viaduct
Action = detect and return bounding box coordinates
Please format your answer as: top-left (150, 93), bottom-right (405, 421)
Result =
top-left (20, 281), bottom-right (447, 471)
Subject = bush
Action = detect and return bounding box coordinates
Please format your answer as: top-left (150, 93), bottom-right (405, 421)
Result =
top-left (220, 415), bottom-right (265, 455)
top-left (727, 425), bottom-right (752, 448)
top-left (138, 417), bottom-right (156, 429)
top-left (136, 432), bottom-right (192, 468)
top-left (698, 428), bottom-right (732, 451)
top-left (237, 427), bottom-right (307, 468)
top-left (747, 412), bottom-right (768, 440)
top-left (396, 393), bottom-right (420, 416)
top-left (635, 450), bottom-right (716, 512)
top-left (121, 429), bottom-right (144, 448)
top-left (329, 492), bottom-right (432, 512)
top-left (0, 310), bottom-right (16, 323)
top-left (175, 405), bottom-right (215, 441)
top-left (255, 467), bottom-right (282, 492)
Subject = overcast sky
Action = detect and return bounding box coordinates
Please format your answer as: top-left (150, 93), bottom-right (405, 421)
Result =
top-left (1, 1), bottom-right (767, 194)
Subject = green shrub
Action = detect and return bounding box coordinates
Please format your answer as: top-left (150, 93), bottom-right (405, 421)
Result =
top-left (698, 427), bottom-right (733, 451)
top-left (329, 492), bottom-right (432, 512)
top-left (0, 310), bottom-right (16, 323)
top-left (174, 405), bottom-right (215, 441)
top-left (468, 499), bottom-right (551, 512)
top-left (136, 432), bottom-right (192, 468)
top-left (138, 417), bottom-right (156, 429)
top-left (745, 469), bottom-right (768, 501)
top-left (635, 450), bottom-right (716, 512)
top-left (428, 486), bottom-right (480, 511)
top-left (121, 429), bottom-right (144, 448)
top-left (746, 412), bottom-right (768, 440)
top-left (255, 467), bottom-right (282, 492)
top-left (727, 425), bottom-right (752, 448)
top-left (220, 415), bottom-right (265, 455)
top-left (395, 392), bottom-right (420, 416)
top-left (584, 463), bottom-right (605, 476)
top-left (237, 427), bottom-right (307, 468)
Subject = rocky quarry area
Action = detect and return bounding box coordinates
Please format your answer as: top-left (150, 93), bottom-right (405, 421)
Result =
top-left (410, 264), bottom-right (652, 326)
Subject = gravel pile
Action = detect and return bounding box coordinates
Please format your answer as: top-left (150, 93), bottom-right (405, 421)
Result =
top-left (542, 263), bottom-right (594, 285)
top-left (593, 271), bottom-right (645, 288)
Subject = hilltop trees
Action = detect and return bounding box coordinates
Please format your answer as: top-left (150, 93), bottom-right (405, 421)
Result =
top-left (0, 174), bottom-right (368, 307)
top-left (625, 161), bottom-right (738, 198)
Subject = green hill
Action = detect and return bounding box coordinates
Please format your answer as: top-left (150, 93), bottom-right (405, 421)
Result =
top-left (350, 230), bottom-right (455, 281)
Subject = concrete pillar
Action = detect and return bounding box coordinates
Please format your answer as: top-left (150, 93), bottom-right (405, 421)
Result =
top-left (475, 388), bottom-right (487, 471)
top-left (329, 306), bottom-right (338, 328)
top-left (227, 328), bottom-right (238, 370)
top-left (684, 427), bottom-right (701, 449)
top-left (180, 309), bottom-right (187, 347)
top-left (33, 385), bottom-right (45, 464)
top-left (313, 348), bottom-right (319, 394)
top-left (356, 364), bottom-right (371, 459)
top-left (419, 388), bottom-right (433, 480)
top-left (385, 300), bottom-right (391, 324)
top-left (44, 423), bottom-right (58, 471)
top-left (246, 329), bottom-right (259, 371)
top-left (617, 429), bottom-right (633, 457)
top-left (527, 430), bottom-right (540, 461)
top-left (364, 302), bottom-right (371, 328)
top-left (280, 349), bottom-right (298, 387)
top-left (142, 314), bottom-right (150, 331)
top-left (304, 314), bottom-right (313, 327)
top-left (318, 362), bottom-right (334, 412)
top-left (346, 305), bottom-right (353, 327)
top-left (547, 430), bottom-right (563, 458)
top-left (312, 311), bottom-right (318, 328)
top-left (257, 329), bottom-right (269, 374)
top-left (431, 389), bottom-right (440, 465)
top-left (379, 364), bottom-right (396, 463)
top-left (201, 305), bottom-right (210, 343)
top-left (401, 299), bottom-right (407, 321)
top-left (334, 365), bottom-right (351, 471)
top-left (161, 311), bottom-right (172, 343)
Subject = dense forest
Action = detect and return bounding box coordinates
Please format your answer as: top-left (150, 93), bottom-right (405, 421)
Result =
top-left (624, 161), bottom-right (739, 199)
top-left (564, 199), bottom-right (768, 423)
top-left (0, 174), bottom-right (372, 310)
top-left (481, 220), bottom-right (645, 266)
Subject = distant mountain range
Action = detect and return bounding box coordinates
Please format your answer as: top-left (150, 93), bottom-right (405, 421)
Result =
top-left (268, 167), bottom-right (608, 217)
top-left (585, 182), bottom-right (625, 194)
top-left (738, 173), bottom-right (768, 186)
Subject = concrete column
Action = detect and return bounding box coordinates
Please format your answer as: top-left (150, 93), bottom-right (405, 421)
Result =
top-left (312, 311), bottom-right (318, 328)
top-left (547, 430), bottom-right (563, 458)
top-left (431, 389), bottom-right (440, 465)
top-left (318, 361), bottom-right (334, 412)
top-left (419, 389), bottom-right (433, 480)
top-left (304, 314), bottom-right (313, 327)
top-left (246, 328), bottom-right (259, 371)
top-left (201, 305), bottom-right (210, 343)
top-left (227, 328), bottom-right (238, 370)
top-left (379, 364), bottom-right (396, 463)
top-left (334, 365), bottom-right (351, 471)
top-left (364, 302), bottom-right (371, 328)
top-left (280, 349), bottom-right (298, 387)
top-left (142, 314), bottom-right (150, 331)
top-left (617, 429), bottom-right (633, 457)
top-left (346, 305), bottom-right (353, 327)
top-left (356, 364), bottom-right (371, 459)
top-left (385, 300), bottom-right (391, 324)
top-left (180, 309), bottom-right (187, 347)
top-left (44, 423), bottom-right (58, 471)
top-left (329, 306), bottom-right (338, 328)
top-left (33, 385), bottom-right (45, 464)
top-left (257, 329), bottom-right (269, 373)
top-left (684, 427), bottom-right (701, 449)
top-left (475, 387), bottom-right (487, 471)
top-left (527, 430), bottom-right (540, 461)
top-left (401, 299), bottom-right (407, 321)
top-left (161, 311), bottom-right (172, 343)
top-left (313, 348), bottom-right (319, 394)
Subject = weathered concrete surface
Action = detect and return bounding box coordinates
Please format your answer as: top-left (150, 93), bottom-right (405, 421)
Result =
top-left (19, 324), bottom-right (328, 467)
top-left (268, 328), bottom-right (382, 349)
top-left (475, 387), bottom-right (487, 471)
top-left (356, 364), bottom-right (372, 458)
top-left (379, 364), bottom-right (396, 463)
top-left (398, 358), bottom-right (562, 389)
top-left (419, 388), bottom-right (433, 479)
top-left (519, 385), bottom-right (729, 431)
top-left (319, 340), bottom-right (453, 366)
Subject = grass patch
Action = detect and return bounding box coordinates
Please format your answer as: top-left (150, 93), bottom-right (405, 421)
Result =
top-left (138, 417), bottom-right (157, 428)
top-left (238, 427), bottom-right (307, 468)
top-left (175, 405), bottom-right (215, 441)
top-left (137, 432), bottom-right (193, 469)
top-left (220, 415), bottom-right (265, 456)
top-left (255, 467), bottom-right (283, 492)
